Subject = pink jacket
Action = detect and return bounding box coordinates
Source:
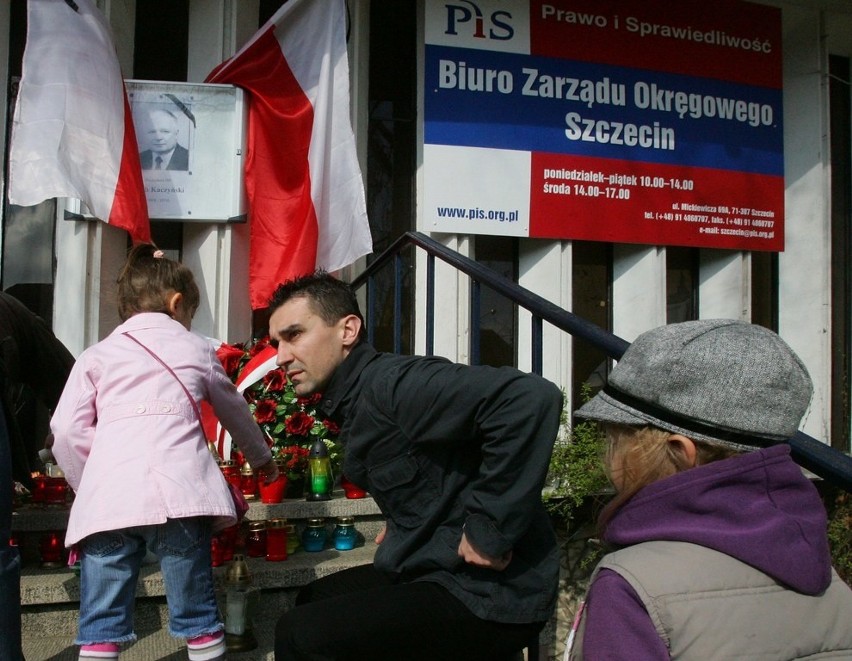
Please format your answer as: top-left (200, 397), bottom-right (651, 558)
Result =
top-left (51, 313), bottom-right (272, 546)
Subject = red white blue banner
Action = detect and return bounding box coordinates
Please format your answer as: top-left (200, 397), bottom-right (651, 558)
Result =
top-left (423, 0), bottom-right (784, 251)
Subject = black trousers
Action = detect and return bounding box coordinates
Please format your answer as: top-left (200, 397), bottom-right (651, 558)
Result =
top-left (274, 563), bottom-right (542, 661)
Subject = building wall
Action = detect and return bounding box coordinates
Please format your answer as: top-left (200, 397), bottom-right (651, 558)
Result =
top-left (778, 5), bottom-right (832, 442)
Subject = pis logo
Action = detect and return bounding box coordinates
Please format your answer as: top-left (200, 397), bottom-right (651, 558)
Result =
top-left (444, 1), bottom-right (514, 41)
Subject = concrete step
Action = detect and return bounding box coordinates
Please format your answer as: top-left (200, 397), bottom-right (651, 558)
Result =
top-left (16, 492), bottom-right (383, 659)
top-left (22, 542), bottom-right (378, 606)
top-left (21, 544), bottom-right (377, 659)
top-left (14, 496), bottom-right (570, 660)
top-left (23, 590), bottom-right (289, 660)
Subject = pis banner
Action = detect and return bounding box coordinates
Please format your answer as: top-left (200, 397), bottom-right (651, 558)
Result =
top-left (422, 0), bottom-right (784, 251)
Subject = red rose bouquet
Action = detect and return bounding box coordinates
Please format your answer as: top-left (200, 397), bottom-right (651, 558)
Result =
top-left (216, 336), bottom-right (343, 481)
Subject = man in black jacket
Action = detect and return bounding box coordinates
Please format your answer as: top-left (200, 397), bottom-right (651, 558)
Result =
top-left (0, 291), bottom-right (75, 660)
top-left (270, 272), bottom-right (562, 661)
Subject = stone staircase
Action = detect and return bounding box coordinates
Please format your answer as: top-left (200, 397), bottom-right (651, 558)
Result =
top-left (13, 490), bottom-right (384, 660)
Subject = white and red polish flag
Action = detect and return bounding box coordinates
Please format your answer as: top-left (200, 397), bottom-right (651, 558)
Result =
top-left (202, 343), bottom-right (279, 460)
top-left (206, 0), bottom-right (372, 310)
top-left (7, 0), bottom-right (150, 244)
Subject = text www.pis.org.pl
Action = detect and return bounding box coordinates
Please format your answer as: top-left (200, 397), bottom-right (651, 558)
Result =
top-left (436, 206), bottom-right (520, 222)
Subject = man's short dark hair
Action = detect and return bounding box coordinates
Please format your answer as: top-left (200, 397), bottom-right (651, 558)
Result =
top-left (268, 270), bottom-right (365, 334)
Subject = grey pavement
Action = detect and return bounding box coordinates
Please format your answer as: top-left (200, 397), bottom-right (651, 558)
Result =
top-left (22, 596), bottom-right (280, 660)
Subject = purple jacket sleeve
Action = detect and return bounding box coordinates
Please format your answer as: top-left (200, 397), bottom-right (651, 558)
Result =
top-left (582, 568), bottom-right (670, 660)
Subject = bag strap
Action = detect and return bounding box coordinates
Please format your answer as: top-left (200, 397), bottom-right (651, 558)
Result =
top-left (125, 331), bottom-right (249, 521)
top-left (123, 331), bottom-right (202, 423)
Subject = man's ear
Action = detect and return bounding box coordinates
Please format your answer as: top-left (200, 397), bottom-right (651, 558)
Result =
top-left (667, 434), bottom-right (698, 468)
top-left (340, 314), bottom-right (362, 348)
top-left (166, 292), bottom-right (183, 317)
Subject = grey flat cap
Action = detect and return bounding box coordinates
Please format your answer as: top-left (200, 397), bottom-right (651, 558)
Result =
top-left (575, 319), bottom-right (813, 451)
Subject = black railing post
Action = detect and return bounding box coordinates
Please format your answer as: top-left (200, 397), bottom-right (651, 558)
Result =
top-left (394, 253), bottom-right (403, 355)
top-left (366, 274), bottom-right (376, 347)
top-left (426, 254), bottom-right (435, 356)
top-left (531, 316), bottom-right (543, 376)
top-left (470, 280), bottom-right (481, 365)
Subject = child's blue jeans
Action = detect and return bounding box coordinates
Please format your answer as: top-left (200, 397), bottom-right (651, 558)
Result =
top-left (75, 517), bottom-right (223, 645)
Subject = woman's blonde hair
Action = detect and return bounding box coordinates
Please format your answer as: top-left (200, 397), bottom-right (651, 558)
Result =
top-left (116, 244), bottom-right (199, 322)
top-left (599, 424), bottom-right (739, 531)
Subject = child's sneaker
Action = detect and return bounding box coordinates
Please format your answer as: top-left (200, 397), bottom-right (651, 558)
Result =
top-left (78, 642), bottom-right (120, 659)
top-left (186, 631), bottom-right (225, 660)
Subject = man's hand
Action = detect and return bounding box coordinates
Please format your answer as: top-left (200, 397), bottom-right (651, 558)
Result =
top-left (458, 531), bottom-right (512, 571)
top-left (375, 524), bottom-right (387, 544)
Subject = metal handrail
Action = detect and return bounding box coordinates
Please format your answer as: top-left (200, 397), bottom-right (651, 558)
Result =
top-left (352, 231), bottom-right (629, 358)
top-left (351, 231), bottom-right (852, 492)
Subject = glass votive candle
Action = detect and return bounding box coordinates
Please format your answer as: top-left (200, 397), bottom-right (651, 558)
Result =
top-left (331, 516), bottom-right (358, 551)
top-left (240, 462), bottom-right (258, 500)
top-left (220, 460), bottom-right (241, 490)
top-left (258, 471), bottom-right (287, 504)
top-left (31, 474), bottom-right (47, 504)
top-left (301, 518), bottom-right (327, 553)
top-left (211, 535), bottom-right (226, 567)
top-left (266, 518), bottom-right (288, 562)
top-left (9, 533), bottom-right (22, 568)
top-left (284, 523), bottom-right (299, 555)
top-left (219, 525), bottom-right (239, 563)
top-left (246, 521), bottom-right (267, 558)
top-left (43, 476), bottom-right (69, 507)
top-left (39, 531), bottom-right (65, 568)
top-left (341, 475), bottom-right (367, 499)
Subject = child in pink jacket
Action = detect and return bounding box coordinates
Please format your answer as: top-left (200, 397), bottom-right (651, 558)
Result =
top-left (51, 244), bottom-right (278, 661)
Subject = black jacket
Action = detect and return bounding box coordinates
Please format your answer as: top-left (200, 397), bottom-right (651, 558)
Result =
top-left (318, 342), bottom-right (562, 624)
top-left (140, 144), bottom-right (190, 171)
top-left (0, 292), bottom-right (75, 485)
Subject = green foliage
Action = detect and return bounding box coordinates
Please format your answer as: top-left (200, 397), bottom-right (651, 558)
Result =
top-left (543, 384), bottom-right (610, 522)
top-left (826, 488), bottom-right (852, 586)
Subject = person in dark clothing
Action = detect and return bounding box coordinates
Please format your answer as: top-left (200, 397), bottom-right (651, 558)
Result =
top-left (270, 271), bottom-right (562, 661)
top-left (0, 291), bottom-right (75, 661)
top-left (569, 319), bottom-right (852, 659)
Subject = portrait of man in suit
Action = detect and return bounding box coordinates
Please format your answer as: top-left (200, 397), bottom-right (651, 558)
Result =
top-left (139, 108), bottom-right (190, 171)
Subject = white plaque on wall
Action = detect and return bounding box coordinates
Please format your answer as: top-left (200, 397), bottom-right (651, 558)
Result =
top-left (126, 80), bottom-right (247, 222)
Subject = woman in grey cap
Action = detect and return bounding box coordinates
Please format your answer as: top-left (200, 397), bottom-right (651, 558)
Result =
top-left (567, 319), bottom-right (852, 660)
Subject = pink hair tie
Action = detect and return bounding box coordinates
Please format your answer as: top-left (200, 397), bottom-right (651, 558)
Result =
top-left (153, 250), bottom-right (165, 259)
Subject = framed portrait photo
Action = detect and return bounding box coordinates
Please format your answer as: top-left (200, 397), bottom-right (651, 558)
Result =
top-left (127, 80), bottom-right (247, 222)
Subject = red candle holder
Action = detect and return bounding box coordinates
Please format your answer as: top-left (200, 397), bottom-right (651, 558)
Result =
top-left (44, 476), bottom-right (70, 507)
top-left (220, 524), bottom-right (239, 563)
top-left (341, 475), bottom-right (367, 499)
top-left (31, 474), bottom-right (47, 505)
top-left (246, 521), bottom-right (267, 558)
top-left (39, 531), bottom-right (65, 568)
top-left (211, 536), bottom-right (226, 567)
top-left (258, 473), bottom-right (287, 504)
top-left (240, 464), bottom-right (258, 500)
top-left (220, 461), bottom-right (241, 490)
top-left (265, 519), bottom-right (288, 562)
